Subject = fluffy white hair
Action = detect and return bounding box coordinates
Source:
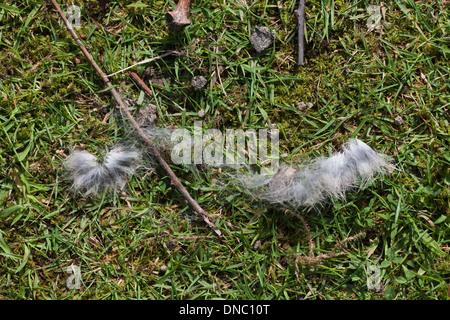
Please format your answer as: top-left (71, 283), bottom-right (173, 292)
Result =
top-left (65, 146), bottom-right (142, 195)
top-left (236, 139), bottom-right (392, 208)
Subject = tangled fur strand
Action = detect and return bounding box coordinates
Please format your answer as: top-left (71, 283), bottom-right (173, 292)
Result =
top-left (237, 139), bottom-right (392, 208)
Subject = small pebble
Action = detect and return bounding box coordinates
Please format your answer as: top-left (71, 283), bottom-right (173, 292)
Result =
top-left (296, 101), bottom-right (313, 111)
top-left (250, 26), bottom-right (274, 53)
top-left (198, 109), bottom-right (205, 118)
top-left (394, 115), bottom-right (403, 126)
top-left (191, 76), bottom-right (207, 91)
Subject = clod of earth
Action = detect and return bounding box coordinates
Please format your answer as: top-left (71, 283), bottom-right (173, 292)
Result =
top-left (250, 26), bottom-right (274, 53)
top-left (191, 75), bottom-right (207, 91)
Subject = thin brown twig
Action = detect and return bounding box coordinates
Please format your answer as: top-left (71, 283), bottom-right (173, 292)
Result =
top-left (51, 0), bottom-right (222, 238)
top-left (129, 71), bottom-right (154, 98)
top-left (285, 209), bottom-right (366, 265)
top-left (285, 209), bottom-right (314, 255)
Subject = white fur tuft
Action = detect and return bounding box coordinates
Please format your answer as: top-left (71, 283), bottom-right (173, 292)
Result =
top-left (237, 139), bottom-right (392, 208)
top-left (65, 147), bottom-right (142, 195)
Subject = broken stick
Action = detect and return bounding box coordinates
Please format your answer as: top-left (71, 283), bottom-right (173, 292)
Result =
top-left (51, 0), bottom-right (222, 237)
top-left (166, 0), bottom-right (191, 28)
top-left (296, 0), bottom-right (306, 66)
top-left (129, 71), bottom-right (154, 98)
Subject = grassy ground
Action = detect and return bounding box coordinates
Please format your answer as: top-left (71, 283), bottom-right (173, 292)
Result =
top-left (0, 0), bottom-right (449, 300)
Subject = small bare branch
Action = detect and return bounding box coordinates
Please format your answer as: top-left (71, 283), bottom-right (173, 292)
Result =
top-left (51, 0), bottom-right (222, 238)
